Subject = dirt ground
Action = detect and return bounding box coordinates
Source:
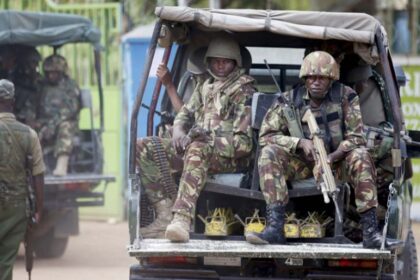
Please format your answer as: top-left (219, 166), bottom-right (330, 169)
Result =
top-left (12, 221), bottom-right (420, 280)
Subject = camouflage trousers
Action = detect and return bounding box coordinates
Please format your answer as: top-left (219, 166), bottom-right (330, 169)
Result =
top-left (42, 121), bottom-right (78, 157)
top-left (136, 137), bottom-right (246, 218)
top-left (258, 144), bottom-right (378, 213)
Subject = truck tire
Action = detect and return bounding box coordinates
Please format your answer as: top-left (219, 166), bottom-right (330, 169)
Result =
top-left (34, 228), bottom-right (69, 258)
top-left (397, 229), bottom-right (418, 280)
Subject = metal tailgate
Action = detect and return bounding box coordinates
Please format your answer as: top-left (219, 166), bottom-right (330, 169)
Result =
top-left (128, 239), bottom-right (391, 260)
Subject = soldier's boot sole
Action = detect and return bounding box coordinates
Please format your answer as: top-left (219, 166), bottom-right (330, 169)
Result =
top-left (165, 223), bottom-right (189, 242)
top-left (245, 233), bottom-right (269, 245)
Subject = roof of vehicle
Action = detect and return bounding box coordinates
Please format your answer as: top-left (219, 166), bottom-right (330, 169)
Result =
top-left (0, 10), bottom-right (101, 49)
top-left (155, 7), bottom-right (387, 64)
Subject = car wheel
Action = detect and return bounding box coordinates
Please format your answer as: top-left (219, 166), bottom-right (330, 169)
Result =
top-left (34, 228), bottom-right (69, 258)
top-left (397, 229), bottom-right (418, 280)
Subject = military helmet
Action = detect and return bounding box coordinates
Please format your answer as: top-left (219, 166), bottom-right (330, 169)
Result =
top-left (204, 36), bottom-right (242, 67)
top-left (299, 51), bottom-right (340, 80)
top-left (43, 54), bottom-right (68, 73)
top-left (0, 79), bottom-right (14, 100)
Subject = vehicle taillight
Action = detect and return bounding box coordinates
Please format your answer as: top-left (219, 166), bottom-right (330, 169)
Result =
top-left (328, 259), bottom-right (377, 269)
top-left (143, 256), bottom-right (198, 265)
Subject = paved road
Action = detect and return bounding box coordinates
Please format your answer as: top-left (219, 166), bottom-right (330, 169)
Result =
top-left (13, 220), bottom-right (420, 280)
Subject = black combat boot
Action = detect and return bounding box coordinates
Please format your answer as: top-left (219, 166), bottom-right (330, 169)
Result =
top-left (245, 203), bottom-right (286, 245)
top-left (360, 208), bottom-right (402, 249)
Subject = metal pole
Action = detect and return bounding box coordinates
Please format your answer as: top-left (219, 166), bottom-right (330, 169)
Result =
top-left (129, 20), bottom-right (162, 174)
top-left (209, 0), bottom-right (221, 9)
top-left (147, 45), bottom-right (172, 136)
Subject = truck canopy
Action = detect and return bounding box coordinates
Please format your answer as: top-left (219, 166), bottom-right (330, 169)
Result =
top-left (155, 6), bottom-right (386, 64)
top-left (0, 10), bottom-right (101, 49)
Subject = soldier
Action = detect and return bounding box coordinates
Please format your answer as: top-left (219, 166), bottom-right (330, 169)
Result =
top-left (36, 54), bottom-right (81, 176)
top-left (136, 36), bottom-right (255, 241)
top-left (245, 51), bottom-right (400, 249)
top-left (0, 79), bottom-right (45, 280)
top-left (13, 46), bottom-right (42, 125)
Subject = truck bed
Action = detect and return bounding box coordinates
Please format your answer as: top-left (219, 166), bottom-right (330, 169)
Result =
top-left (128, 239), bottom-right (391, 260)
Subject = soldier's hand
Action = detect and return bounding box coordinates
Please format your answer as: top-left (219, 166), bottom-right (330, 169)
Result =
top-left (156, 63), bottom-right (172, 87)
top-left (188, 126), bottom-right (211, 143)
top-left (297, 139), bottom-right (315, 162)
top-left (172, 135), bottom-right (191, 154)
top-left (327, 148), bottom-right (346, 164)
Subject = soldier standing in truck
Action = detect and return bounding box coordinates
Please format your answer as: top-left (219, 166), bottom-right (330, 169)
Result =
top-left (136, 36), bottom-right (255, 241)
top-left (245, 51), bottom-right (400, 249)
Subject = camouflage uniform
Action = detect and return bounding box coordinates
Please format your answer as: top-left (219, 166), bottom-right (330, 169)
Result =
top-left (259, 51), bottom-right (378, 213)
top-left (13, 47), bottom-right (42, 124)
top-left (0, 80), bottom-right (45, 280)
top-left (37, 55), bottom-right (80, 159)
top-left (137, 68), bottom-right (255, 218)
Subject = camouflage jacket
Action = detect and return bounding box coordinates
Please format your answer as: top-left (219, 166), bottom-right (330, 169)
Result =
top-left (0, 113), bottom-right (45, 202)
top-left (38, 77), bottom-right (81, 132)
top-left (174, 68), bottom-right (255, 159)
top-left (259, 82), bottom-right (366, 154)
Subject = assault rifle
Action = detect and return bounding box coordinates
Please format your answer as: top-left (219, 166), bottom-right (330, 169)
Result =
top-left (302, 109), bottom-right (342, 222)
top-left (25, 154), bottom-right (35, 280)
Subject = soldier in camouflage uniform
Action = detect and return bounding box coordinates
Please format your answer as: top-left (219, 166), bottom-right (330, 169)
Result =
top-left (246, 51), bottom-right (400, 249)
top-left (0, 79), bottom-right (45, 280)
top-left (136, 36), bottom-right (255, 241)
top-left (12, 46), bottom-right (43, 125)
top-left (35, 55), bottom-right (81, 176)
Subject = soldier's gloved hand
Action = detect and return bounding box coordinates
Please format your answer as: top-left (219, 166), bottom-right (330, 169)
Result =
top-left (327, 148), bottom-right (346, 164)
top-left (297, 139), bottom-right (315, 162)
top-left (172, 135), bottom-right (191, 154)
top-left (188, 126), bottom-right (211, 143)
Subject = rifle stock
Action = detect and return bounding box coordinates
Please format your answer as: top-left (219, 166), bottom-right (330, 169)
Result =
top-left (302, 109), bottom-right (342, 222)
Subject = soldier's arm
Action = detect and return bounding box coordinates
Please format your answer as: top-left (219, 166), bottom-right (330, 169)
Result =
top-left (258, 101), bottom-right (301, 153)
top-left (213, 85), bottom-right (254, 159)
top-left (173, 82), bottom-right (203, 138)
top-left (337, 89), bottom-right (366, 153)
top-left (29, 129), bottom-right (45, 221)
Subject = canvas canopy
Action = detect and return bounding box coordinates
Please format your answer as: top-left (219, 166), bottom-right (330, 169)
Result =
top-left (0, 10), bottom-right (101, 49)
top-left (155, 6), bottom-right (388, 64)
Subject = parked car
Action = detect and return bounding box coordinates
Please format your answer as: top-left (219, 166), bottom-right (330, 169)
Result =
top-left (0, 10), bottom-right (115, 258)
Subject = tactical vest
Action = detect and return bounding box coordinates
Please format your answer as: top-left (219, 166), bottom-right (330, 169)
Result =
top-left (0, 119), bottom-right (31, 201)
top-left (291, 82), bottom-right (349, 153)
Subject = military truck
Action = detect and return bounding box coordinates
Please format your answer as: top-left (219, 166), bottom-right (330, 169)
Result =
top-left (0, 10), bottom-right (115, 258)
top-left (127, 7), bottom-right (419, 279)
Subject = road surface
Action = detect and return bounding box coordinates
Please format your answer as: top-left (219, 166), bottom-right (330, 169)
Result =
top-left (13, 220), bottom-right (420, 280)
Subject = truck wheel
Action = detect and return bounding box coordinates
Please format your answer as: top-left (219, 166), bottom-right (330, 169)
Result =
top-left (397, 229), bottom-right (418, 280)
top-left (34, 228), bottom-right (69, 258)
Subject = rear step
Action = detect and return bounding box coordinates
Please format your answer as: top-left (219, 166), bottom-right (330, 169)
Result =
top-left (128, 239), bottom-right (391, 260)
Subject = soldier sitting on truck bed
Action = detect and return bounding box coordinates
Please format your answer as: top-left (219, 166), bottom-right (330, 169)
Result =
top-left (136, 35), bottom-right (256, 241)
top-left (32, 54), bottom-right (81, 176)
top-left (245, 51), bottom-right (400, 249)
top-left (13, 46), bottom-right (43, 125)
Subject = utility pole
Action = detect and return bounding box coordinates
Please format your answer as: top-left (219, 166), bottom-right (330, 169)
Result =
top-left (209, 0), bottom-right (221, 9)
